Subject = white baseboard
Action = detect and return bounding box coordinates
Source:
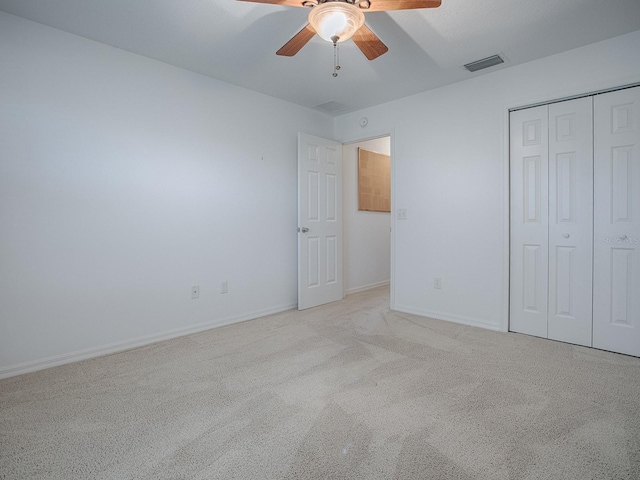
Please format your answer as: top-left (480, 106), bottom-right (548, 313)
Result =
top-left (346, 280), bottom-right (390, 295)
top-left (392, 305), bottom-right (502, 332)
top-left (0, 303), bottom-right (296, 380)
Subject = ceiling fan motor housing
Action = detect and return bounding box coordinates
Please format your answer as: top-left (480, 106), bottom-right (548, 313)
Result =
top-left (303, 1), bottom-right (370, 8)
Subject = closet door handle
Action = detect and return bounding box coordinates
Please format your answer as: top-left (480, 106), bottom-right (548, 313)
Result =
top-left (562, 233), bottom-right (570, 238)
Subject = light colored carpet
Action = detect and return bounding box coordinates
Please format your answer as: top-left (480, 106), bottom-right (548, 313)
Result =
top-left (1, 286), bottom-right (639, 479)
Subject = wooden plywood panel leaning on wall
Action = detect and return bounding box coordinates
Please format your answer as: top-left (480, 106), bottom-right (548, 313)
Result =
top-left (358, 148), bottom-right (390, 212)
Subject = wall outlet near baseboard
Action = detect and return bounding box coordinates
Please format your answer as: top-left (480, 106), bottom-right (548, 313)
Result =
top-left (191, 285), bottom-right (200, 299)
top-left (221, 281), bottom-right (228, 294)
top-left (434, 278), bottom-right (442, 289)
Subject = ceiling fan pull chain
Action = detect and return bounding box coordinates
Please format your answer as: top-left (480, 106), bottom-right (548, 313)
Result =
top-left (333, 40), bottom-right (341, 77)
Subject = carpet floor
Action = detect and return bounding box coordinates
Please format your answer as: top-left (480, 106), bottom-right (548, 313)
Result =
top-left (1, 287), bottom-right (639, 479)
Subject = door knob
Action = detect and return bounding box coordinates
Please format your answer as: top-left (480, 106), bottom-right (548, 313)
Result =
top-left (563, 233), bottom-right (570, 238)
top-left (299, 227), bottom-right (309, 233)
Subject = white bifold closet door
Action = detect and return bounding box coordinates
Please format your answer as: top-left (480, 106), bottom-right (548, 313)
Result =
top-left (510, 105), bottom-right (549, 339)
top-left (511, 86), bottom-right (640, 356)
top-left (510, 97), bottom-right (593, 347)
top-left (593, 88), bottom-right (640, 357)
top-left (548, 98), bottom-right (594, 346)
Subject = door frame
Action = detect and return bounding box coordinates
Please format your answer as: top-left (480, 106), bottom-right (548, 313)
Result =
top-left (502, 80), bottom-right (640, 333)
top-left (336, 128), bottom-right (396, 309)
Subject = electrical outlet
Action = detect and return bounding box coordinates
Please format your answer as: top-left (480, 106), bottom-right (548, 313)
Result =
top-left (221, 281), bottom-right (228, 294)
top-left (191, 285), bottom-right (200, 299)
top-left (397, 208), bottom-right (408, 220)
top-left (434, 278), bottom-right (442, 289)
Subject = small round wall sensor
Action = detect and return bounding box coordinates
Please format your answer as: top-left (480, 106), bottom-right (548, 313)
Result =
top-left (359, 117), bottom-right (368, 128)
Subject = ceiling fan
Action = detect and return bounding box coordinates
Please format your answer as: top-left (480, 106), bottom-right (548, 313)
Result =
top-left (237, 0), bottom-right (442, 61)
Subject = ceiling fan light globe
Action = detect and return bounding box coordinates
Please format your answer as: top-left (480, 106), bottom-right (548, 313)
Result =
top-left (308, 3), bottom-right (364, 43)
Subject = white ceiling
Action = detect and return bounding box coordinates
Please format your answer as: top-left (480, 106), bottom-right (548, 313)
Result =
top-left (2, 0), bottom-right (640, 115)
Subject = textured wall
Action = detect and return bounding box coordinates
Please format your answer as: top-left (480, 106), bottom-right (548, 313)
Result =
top-left (335, 30), bottom-right (640, 331)
top-left (0, 12), bottom-right (333, 375)
top-left (343, 137), bottom-right (391, 294)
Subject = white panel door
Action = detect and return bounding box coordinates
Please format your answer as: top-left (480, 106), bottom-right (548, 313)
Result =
top-left (547, 97), bottom-right (593, 346)
top-left (298, 133), bottom-right (343, 310)
top-left (593, 87), bottom-right (640, 357)
top-left (510, 106), bottom-right (549, 338)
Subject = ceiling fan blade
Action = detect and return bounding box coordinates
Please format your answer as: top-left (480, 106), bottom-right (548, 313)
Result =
top-left (238, 0), bottom-right (304, 7)
top-left (365, 0), bottom-right (441, 12)
top-left (277, 24), bottom-right (316, 56)
top-left (352, 24), bottom-right (388, 60)
top-left (236, 0), bottom-right (308, 7)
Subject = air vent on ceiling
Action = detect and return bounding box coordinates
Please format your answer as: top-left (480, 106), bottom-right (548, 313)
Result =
top-left (313, 101), bottom-right (349, 115)
top-left (464, 54), bottom-right (505, 73)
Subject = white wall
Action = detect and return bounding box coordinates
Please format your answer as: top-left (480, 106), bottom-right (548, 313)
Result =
top-left (0, 12), bottom-right (333, 377)
top-left (335, 30), bottom-right (640, 332)
top-left (343, 137), bottom-right (391, 294)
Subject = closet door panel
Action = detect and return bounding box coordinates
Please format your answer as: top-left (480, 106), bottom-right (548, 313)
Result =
top-left (548, 97), bottom-right (593, 347)
top-left (510, 106), bottom-right (549, 338)
top-left (594, 87), bottom-right (640, 357)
